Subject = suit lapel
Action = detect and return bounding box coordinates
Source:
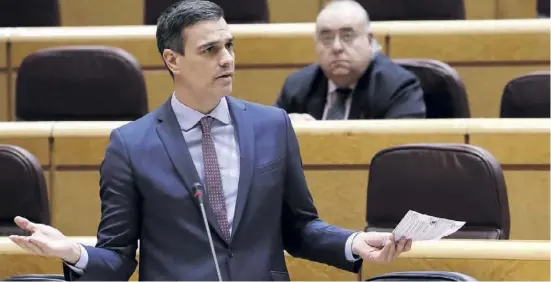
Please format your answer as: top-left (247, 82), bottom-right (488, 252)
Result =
top-left (305, 73), bottom-right (328, 120)
top-left (155, 99), bottom-right (228, 243)
top-left (226, 97), bottom-right (255, 240)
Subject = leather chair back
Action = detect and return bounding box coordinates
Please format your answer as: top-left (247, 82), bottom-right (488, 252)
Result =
top-left (365, 144), bottom-right (510, 239)
top-left (394, 59), bottom-right (470, 118)
top-left (500, 71), bottom-right (550, 118)
top-left (144, 0), bottom-right (268, 25)
top-left (537, 0), bottom-right (550, 17)
top-left (0, 145), bottom-right (49, 236)
top-left (0, 0), bottom-right (59, 27)
top-left (356, 0), bottom-right (465, 21)
top-left (16, 46), bottom-right (148, 121)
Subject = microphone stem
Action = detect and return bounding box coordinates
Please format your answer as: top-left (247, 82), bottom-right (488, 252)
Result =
top-left (199, 202), bottom-right (223, 282)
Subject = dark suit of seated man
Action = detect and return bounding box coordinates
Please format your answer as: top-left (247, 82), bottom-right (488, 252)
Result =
top-left (8, 0), bottom-right (412, 281)
top-left (275, 0), bottom-right (426, 121)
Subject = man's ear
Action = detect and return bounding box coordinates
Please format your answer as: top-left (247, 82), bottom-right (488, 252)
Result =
top-left (162, 49), bottom-right (181, 75)
top-left (367, 32), bottom-right (373, 43)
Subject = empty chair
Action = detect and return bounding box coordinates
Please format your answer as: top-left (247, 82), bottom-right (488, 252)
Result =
top-left (144, 0), bottom-right (269, 25)
top-left (537, 0), bottom-right (550, 17)
top-left (500, 71), bottom-right (550, 118)
top-left (357, 0), bottom-right (465, 21)
top-left (0, 0), bottom-right (60, 27)
top-left (0, 145), bottom-right (49, 236)
top-left (394, 59), bottom-right (470, 118)
top-left (366, 271), bottom-right (477, 281)
top-left (16, 46), bottom-right (148, 121)
top-left (365, 144), bottom-right (510, 239)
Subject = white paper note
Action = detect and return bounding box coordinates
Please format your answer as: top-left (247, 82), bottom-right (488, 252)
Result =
top-left (392, 210), bottom-right (465, 241)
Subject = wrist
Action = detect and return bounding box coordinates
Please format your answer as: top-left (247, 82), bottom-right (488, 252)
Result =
top-left (63, 242), bottom-right (81, 265)
top-left (350, 232), bottom-right (361, 256)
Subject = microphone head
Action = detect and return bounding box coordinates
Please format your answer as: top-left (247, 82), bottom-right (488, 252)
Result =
top-left (192, 182), bottom-right (204, 200)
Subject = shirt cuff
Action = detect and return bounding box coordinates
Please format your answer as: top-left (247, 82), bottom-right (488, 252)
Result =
top-left (64, 244), bottom-right (88, 274)
top-left (345, 232), bottom-right (361, 261)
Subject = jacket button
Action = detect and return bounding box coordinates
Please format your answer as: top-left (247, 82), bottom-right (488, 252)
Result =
top-left (228, 251), bottom-right (235, 258)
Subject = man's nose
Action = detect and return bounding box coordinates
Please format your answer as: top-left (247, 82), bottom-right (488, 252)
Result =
top-left (331, 36), bottom-right (344, 52)
top-left (219, 49), bottom-right (234, 67)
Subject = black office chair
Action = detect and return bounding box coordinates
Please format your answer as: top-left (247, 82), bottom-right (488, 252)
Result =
top-left (366, 271), bottom-right (477, 281)
top-left (4, 274), bottom-right (65, 281)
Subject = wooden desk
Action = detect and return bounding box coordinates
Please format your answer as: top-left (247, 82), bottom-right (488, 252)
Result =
top-left (0, 237), bottom-right (548, 281)
top-left (361, 239), bottom-right (551, 281)
top-left (0, 119), bottom-right (536, 239)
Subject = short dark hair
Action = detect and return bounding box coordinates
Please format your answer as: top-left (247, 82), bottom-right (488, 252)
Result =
top-left (156, 0), bottom-right (224, 56)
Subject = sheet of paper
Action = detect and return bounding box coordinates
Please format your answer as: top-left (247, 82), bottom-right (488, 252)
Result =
top-left (392, 210), bottom-right (466, 241)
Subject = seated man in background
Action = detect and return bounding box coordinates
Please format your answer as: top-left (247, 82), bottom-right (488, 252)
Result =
top-left (274, 0), bottom-right (426, 121)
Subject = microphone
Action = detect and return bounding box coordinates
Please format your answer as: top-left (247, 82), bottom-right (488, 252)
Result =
top-left (193, 182), bottom-right (223, 282)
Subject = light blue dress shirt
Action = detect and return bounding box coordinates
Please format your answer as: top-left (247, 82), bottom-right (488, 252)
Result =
top-left (68, 94), bottom-right (358, 273)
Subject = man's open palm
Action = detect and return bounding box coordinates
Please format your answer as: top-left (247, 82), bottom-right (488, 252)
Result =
top-left (8, 216), bottom-right (80, 263)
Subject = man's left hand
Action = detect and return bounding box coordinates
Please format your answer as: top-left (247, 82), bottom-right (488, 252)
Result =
top-left (352, 232), bottom-right (411, 263)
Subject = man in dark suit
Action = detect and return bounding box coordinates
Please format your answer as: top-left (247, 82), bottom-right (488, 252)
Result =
top-left (275, 0), bottom-right (426, 121)
top-left (9, 1), bottom-right (411, 280)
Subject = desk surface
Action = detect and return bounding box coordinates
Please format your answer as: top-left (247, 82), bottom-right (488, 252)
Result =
top-left (0, 237), bottom-right (548, 260)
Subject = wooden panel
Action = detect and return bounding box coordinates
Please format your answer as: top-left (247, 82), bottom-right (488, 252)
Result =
top-left (464, 0), bottom-right (497, 19)
top-left (388, 20), bottom-right (549, 62)
top-left (505, 170), bottom-right (550, 240)
top-left (144, 70), bottom-right (173, 111)
top-left (52, 122), bottom-right (126, 166)
top-left (306, 170), bottom-right (369, 231)
top-left (294, 119), bottom-right (467, 165)
top-left (51, 171), bottom-right (101, 235)
top-left (233, 68), bottom-right (299, 106)
top-left (455, 65), bottom-right (547, 117)
top-left (268, 0), bottom-right (321, 23)
top-left (9, 27), bottom-right (159, 68)
top-left (497, 0), bottom-right (537, 18)
top-left (59, 0), bottom-right (143, 26)
top-left (468, 119), bottom-right (550, 164)
top-left (0, 122), bottom-right (53, 166)
top-left (362, 240), bottom-right (550, 281)
top-left (0, 73), bottom-right (8, 121)
top-left (286, 256), bottom-right (355, 280)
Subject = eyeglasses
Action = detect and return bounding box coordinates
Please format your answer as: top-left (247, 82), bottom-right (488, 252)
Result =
top-left (316, 30), bottom-right (362, 47)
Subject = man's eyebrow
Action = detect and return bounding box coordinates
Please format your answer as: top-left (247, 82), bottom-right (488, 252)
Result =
top-left (338, 26), bottom-right (355, 32)
top-left (198, 40), bottom-right (219, 49)
top-left (198, 36), bottom-right (234, 49)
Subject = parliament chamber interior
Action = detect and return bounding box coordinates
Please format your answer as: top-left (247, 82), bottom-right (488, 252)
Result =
top-left (0, 0), bottom-right (549, 281)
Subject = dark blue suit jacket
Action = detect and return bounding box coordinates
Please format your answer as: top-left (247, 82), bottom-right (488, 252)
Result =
top-left (64, 96), bottom-right (361, 281)
top-left (275, 53), bottom-right (426, 119)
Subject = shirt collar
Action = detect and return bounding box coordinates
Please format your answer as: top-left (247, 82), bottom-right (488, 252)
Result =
top-left (170, 93), bottom-right (231, 131)
top-left (328, 80), bottom-right (356, 94)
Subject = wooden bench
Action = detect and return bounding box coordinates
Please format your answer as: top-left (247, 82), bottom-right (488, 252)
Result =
top-left (0, 237), bottom-right (548, 281)
top-left (0, 19), bottom-right (548, 120)
top-left (0, 119), bottom-right (547, 240)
